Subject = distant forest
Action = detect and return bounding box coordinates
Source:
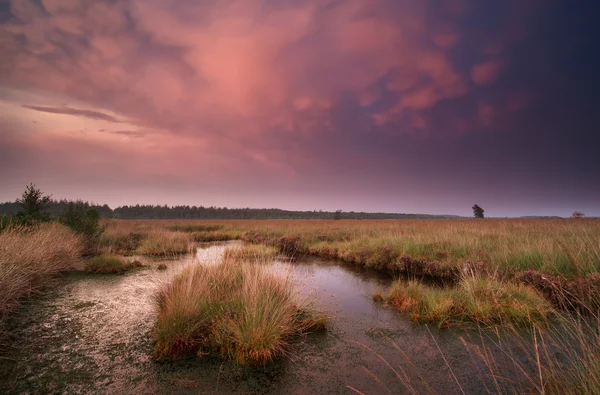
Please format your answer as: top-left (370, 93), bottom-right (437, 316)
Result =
top-left (0, 200), bottom-right (460, 220)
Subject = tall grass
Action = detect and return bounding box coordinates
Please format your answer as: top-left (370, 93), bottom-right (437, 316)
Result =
top-left (153, 256), bottom-right (326, 364)
top-left (460, 309), bottom-right (600, 394)
top-left (136, 231), bottom-right (192, 257)
top-left (0, 224), bottom-right (83, 321)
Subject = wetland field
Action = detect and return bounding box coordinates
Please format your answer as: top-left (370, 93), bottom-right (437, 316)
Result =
top-left (1, 218), bottom-right (600, 394)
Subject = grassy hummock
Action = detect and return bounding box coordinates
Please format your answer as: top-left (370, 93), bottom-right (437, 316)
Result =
top-left (152, 257), bottom-right (326, 364)
top-left (84, 255), bottom-right (142, 274)
top-left (380, 274), bottom-right (551, 327)
top-left (223, 244), bottom-right (279, 262)
top-left (136, 231), bottom-right (191, 257)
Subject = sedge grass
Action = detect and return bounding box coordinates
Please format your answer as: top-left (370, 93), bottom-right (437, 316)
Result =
top-left (381, 273), bottom-right (551, 328)
top-left (152, 256), bottom-right (326, 364)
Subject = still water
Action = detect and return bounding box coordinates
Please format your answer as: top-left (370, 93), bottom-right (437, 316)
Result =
top-left (0, 242), bottom-right (502, 394)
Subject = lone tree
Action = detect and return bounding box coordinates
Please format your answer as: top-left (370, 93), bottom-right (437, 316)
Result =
top-left (16, 183), bottom-right (52, 224)
top-left (472, 204), bottom-right (484, 219)
top-left (572, 211), bottom-right (585, 219)
top-left (333, 209), bottom-right (343, 220)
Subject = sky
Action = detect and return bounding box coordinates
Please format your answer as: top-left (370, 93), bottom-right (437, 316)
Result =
top-left (0, 0), bottom-right (599, 217)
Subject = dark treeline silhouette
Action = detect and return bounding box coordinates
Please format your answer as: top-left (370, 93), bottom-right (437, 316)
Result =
top-left (0, 200), bottom-right (460, 220)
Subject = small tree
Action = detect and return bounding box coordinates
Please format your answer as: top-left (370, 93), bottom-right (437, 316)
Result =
top-left (572, 211), bottom-right (585, 219)
top-left (60, 201), bottom-right (105, 239)
top-left (16, 183), bottom-right (52, 224)
top-left (472, 204), bottom-right (484, 219)
top-left (333, 209), bottom-right (343, 220)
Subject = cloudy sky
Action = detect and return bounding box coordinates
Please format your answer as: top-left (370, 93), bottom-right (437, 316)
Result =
top-left (0, 0), bottom-right (598, 216)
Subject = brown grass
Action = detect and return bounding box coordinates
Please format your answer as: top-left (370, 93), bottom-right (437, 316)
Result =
top-left (84, 255), bottom-right (143, 274)
top-left (0, 224), bottom-right (83, 321)
top-left (152, 254), bottom-right (327, 364)
top-left (222, 244), bottom-right (279, 262)
top-left (136, 230), bottom-right (192, 257)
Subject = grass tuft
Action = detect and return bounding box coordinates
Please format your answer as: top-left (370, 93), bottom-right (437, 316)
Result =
top-left (223, 244), bottom-right (279, 262)
top-left (152, 257), bottom-right (326, 364)
top-left (381, 274), bottom-right (551, 327)
top-left (136, 231), bottom-right (192, 256)
top-left (84, 255), bottom-right (138, 274)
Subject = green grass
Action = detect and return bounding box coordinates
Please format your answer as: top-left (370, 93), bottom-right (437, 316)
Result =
top-left (84, 255), bottom-right (142, 274)
top-left (381, 274), bottom-right (551, 328)
top-left (152, 256), bottom-right (326, 364)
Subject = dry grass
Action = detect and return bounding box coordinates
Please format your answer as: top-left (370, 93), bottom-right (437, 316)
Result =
top-left (84, 255), bottom-right (142, 274)
top-left (136, 231), bottom-right (192, 257)
top-left (98, 218), bottom-right (600, 309)
top-left (239, 219), bottom-right (600, 278)
top-left (152, 255), bottom-right (326, 364)
top-left (223, 244), bottom-right (279, 262)
top-left (0, 224), bottom-right (83, 321)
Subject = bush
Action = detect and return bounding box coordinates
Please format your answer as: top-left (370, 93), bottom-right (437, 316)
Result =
top-left (59, 202), bottom-right (105, 250)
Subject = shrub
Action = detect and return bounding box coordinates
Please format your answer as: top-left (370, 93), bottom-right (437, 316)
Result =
top-left (59, 202), bottom-right (105, 251)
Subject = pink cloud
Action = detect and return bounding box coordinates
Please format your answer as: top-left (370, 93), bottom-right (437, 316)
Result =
top-left (0, 0), bottom-right (543, 196)
top-left (471, 60), bottom-right (503, 86)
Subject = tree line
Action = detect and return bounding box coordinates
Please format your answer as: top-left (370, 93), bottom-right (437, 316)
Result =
top-left (0, 186), bottom-right (460, 220)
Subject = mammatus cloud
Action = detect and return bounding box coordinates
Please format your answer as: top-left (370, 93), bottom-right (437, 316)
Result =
top-left (2, 0), bottom-right (595, 216)
top-left (0, 0), bottom-right (503, 140)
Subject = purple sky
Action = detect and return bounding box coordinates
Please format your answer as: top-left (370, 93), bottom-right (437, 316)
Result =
top-left (1, 0), bottom-right (598, 217)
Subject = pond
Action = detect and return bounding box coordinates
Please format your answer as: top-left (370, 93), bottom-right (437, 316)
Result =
top-left (0, 242), bottom-right (504, 394)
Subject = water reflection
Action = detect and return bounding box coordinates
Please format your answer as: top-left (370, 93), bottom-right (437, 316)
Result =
top-left (1, 243), bottom-right (498, 394)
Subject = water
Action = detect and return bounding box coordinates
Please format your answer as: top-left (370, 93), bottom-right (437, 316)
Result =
top-left (0, 243), bottom-right (499, 394)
